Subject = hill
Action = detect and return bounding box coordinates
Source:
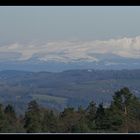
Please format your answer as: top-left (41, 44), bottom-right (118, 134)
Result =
top-left (0, 69), bottom-right (140, 114)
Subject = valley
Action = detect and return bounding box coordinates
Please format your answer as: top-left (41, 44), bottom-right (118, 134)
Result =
top-left (0, 69), bottom-right (140, 114)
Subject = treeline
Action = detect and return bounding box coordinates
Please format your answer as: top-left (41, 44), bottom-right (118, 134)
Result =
top-left (0, 87), bottom-right (140, 133)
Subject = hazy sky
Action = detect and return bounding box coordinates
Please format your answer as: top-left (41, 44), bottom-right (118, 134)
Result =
top-left (0, 6), bottom-right (140, 43)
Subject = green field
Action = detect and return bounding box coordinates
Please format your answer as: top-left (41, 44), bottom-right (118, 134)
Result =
top-left (31, 94), bottom-right (67, 104)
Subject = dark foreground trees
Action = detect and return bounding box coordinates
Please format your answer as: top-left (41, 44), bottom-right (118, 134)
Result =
top-left (24, 100), bottom-right (42, 133)
top-left (0, 87), bottom-right (140, 133)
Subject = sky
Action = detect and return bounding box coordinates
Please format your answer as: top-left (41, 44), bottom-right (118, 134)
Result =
top-left (0, 6), bottom-right (140, 71)
top-left (0, 6), bottom-right (140, 43)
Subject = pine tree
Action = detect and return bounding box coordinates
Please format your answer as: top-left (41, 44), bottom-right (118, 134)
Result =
top-left (42, 109), bottom-right (58, 133)
top-left (59, 107), bottom-right (80, 132)
top-left (4, 104), bottom-right (16, 122)
top-left (0, 104), bottom-right (7, 132)
top-left (3, 104), bottom-right (18, 132)
top-left (24, 100), bottom-right (42, 133)
top-left (71, 106), bottom-right (90, 133)
top-left (85, 101), bottom-right (96, 131)
top-left (95, 103), bottom-right (110, 132)
top-left (109, 87), bottom-right (140, 132)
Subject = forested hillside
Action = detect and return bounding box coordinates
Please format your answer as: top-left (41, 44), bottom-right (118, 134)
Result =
top-left (0, 87), bottom-right (140, 133)
top-left (0, 69), bottom-right (140, 114)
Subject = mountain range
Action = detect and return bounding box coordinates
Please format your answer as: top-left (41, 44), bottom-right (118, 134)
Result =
top-left (0, 54), bottom-right (140, 72)
top-left (1, 36), bottom-right (140, 72)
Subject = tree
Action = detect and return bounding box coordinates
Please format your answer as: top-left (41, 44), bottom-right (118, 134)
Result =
top-left (24, 100), bottom-right (42, 133)
top-left (4, 104), bottom-right (16, 122)
top-left (58, 107), bottom-right (80, 132)
top-left (109, 87), bottom-right (140, 132)
top-left (105, 105), bottom-right (124, 132)
top-left (85, 101), bottom-right (97, 131)
top-left (42, 109), bottom-right (58, 133)
top-left (95, 103), bottom-right (111, 132)
top-left (0, 104), bottom-right (7, 132)
top-left (70, 106), bottom-right (90, 133)
top-left (3, 104), bottom-right (18, 132)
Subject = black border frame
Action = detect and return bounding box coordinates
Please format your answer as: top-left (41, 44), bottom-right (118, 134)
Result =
top-left (0, 1), bottom-right (140, 139)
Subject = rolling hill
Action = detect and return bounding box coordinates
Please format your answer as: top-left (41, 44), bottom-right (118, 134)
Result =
top-left (0, 69), bottom-right (140, 114)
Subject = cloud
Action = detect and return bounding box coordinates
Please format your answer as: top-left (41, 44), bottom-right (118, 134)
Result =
top-left (1, 36), bottom-right (140, 62)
